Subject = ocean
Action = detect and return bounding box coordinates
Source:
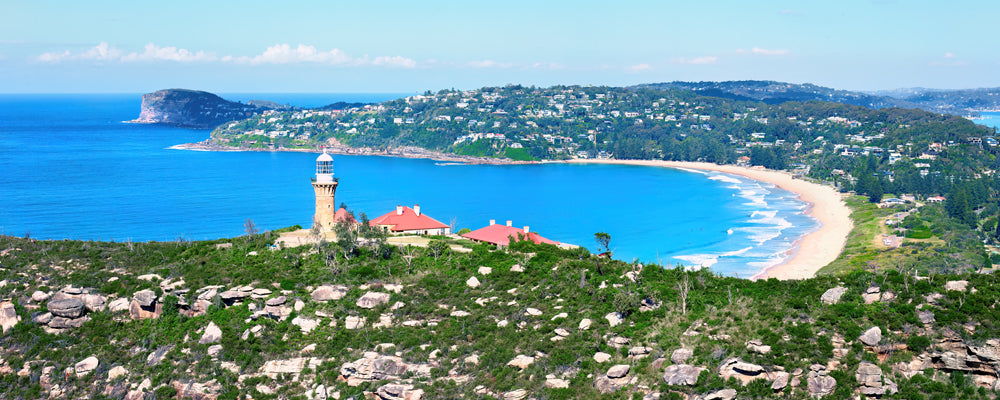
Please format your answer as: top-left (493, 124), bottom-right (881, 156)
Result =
top-left (1, 93), bottom-right (823, 277)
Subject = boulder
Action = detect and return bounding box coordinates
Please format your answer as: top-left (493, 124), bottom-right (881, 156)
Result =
top-left (48, 315), bottom-right (90, 329)
top-left (807, 365), bottom-right (837, 398)
top-left (663, 364), bottom-right (704, 386)
top-left (545, 377), bottom-right (570, 389)
top-left (510, 264), bottom-right (524, 272)
top-left (478, 266), bottom-right (492, 275)
top-left (605, 311), bottom-right (624, 327)
top-left (525, 308), bottom-right (543, 316)
top-left (607, 336), bottom-right (630, 348)
top-left (265, 296), bottom-right (287, 306)
top-left (376, 383), bottom-right (424, 400)
top-left (292, 316), bottom-right (319, 333)
top-left (507, 354), bottom-right (535, 370)
top-left (108, 365), bottom-right (128, 380)
top-left (0, 301), bottom-right (19, 333)
top-left (821, 286), bottom-right (847, 305)
top-left (917, 310), bottom-right (935, 324)
top-left (719, 358), bottom-right (767, 385)
top-left (859, 327), bottom-right (882, 347)
top-left (746, 339), bottom-right (772, 354)
top-left (345, 316), bottom-right (366, 330)
top-left (593, 352), bottom-right (612, 363)
top-left (862, 286), bottom-right (881, 304)
top-left (771, 371), bottom-right (790, 391)
top-left (147, 345), bottom-right (174, 366)
top-left (261, 357), bottom-right (324, 379)
top-left (945, 280), bottom-right (969, 292)
top-left (595, 364), bottom-right (633, 394)
top-left (357, 292), bottom-right (391, 309)
top-left (133, 289), bottom-right (157, 307)
top-left (701, 388), bottom-right (737, 400)
top-left (671, 348), bottom-right (694, 364)
top-left (199, 321), bottom-right (222, 344)
top-left (339, 353), bottom-right (431, 387)
top-left (171, 379), bottom-right (222, 400)
top-left (129, 298), bottom-right (162, 320)
top-left (502, 389), bottom-right (528, 400)
top-left (465, 276), bottom-right (481, 288)
top-left (107, 298), bottom-right (130, 312)
top-left (74, 356), bottom-right (99, 377)
top-left (48, 298), bottom-right (86, 318)
top-left (579, 318), bottom-right (592, 330)
top-left (31, 291), bottom-right (50, 302)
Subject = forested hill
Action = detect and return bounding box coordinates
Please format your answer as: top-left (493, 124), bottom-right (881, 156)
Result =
top-left (209, 84), bottom-right (995, 193)
top-left (635, 81), bottom-right (913, 110)
top-left (637, 81), bottom-right (1000, 116)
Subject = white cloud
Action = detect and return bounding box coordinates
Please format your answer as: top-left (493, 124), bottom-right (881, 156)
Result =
top-left (35, 42), bottom-right (416, 68)
top-left (229, 44), bottom-right (352, 65)
top-left (371, 55), bottom-right (417, 68)
top-left (38, 42), bottom-right (213, 63)
top-left (944, 52), bottom-right (955, 58)
top-left (627, 63), bottom-right (653, 72)
top-left (779, 10), bottom-right (799, 15)
top-left (751, 47), bottom-right (789, 56)
top-left (736, 47), bottom-right (790, 56)
top-left (37, 49), bottom-right (72, 62)
top-left (121, 43), bottom-right (216, 62)
top-left (674, 56), bottom-right (718, 65)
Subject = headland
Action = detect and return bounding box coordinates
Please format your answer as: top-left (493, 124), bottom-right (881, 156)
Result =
top-left (562, 159), bottom-right (853, 280)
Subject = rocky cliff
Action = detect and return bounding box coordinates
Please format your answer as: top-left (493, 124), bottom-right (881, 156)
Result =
top-left (130, 89), bottom-right (263, 129)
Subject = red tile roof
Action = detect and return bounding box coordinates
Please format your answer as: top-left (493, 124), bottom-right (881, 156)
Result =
top-left (369, 205), bottom-right (449, 232)
top-left (334, 207), bottom-right (356, 224)
top-left (461, 223), bottom-right (558, 246)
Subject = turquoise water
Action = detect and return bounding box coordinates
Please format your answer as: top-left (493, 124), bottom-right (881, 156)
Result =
top-left (0, 94), bottom-right (816, 277)
top-left (973, 111), bottom-right (1000, 130)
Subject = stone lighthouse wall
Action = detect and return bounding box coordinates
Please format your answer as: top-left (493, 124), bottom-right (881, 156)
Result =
top-left (312, 180), bottom-right (338, 232)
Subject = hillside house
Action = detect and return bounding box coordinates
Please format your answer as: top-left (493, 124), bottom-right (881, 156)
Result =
top-left (370, 205), bottom-right (450, 235)
top-left (461, 220), bottom-right (559, 247)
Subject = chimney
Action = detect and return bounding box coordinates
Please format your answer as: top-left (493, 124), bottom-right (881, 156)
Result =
top-left (396, 205), bottom-right (403, 216)
top-left (523, 226), bottom-right (530, 233)
top-left (489, 219), bottom-right (496, 226)
top-left (506, 220), bottom-right (512, 227)
top-left (414, 204), bottom-right (421, 216)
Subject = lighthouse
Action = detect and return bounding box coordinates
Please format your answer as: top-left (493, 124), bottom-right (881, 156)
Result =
top-left (312, 148), bottom-right (339, 232)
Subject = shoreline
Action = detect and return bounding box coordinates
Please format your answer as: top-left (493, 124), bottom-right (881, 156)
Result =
top-left (175, 140), bottom-right (851, 279)
top-left (171, 140), bottom-right (532, 165)
top-left (560, 159), bottom-right (853, 280)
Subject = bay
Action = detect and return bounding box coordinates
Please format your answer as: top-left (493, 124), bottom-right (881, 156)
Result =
top-left (0, 93), bottom-right (816, 277)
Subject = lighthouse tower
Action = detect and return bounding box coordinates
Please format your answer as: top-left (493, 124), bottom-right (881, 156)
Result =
top-left (312, 148), bottom-right (339, 232)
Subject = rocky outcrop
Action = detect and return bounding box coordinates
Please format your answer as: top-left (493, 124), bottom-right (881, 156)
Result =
top-left (130, 89), bottom-right (268, 129)
top-left (821, 287), bottom-right (847, 305)
top-left (311, 285), bottom-right (349, 302)
top-left (856, 361), bottom-right (897, 396)
top-left (1, 301), bottom-right (20, 333)
top-left (595, 364), bottom-right (634, 394)
top-left (663, 364), bottom-right (704, 386)
top-left (357, 292), bottom-right (392, 309)
top-left (375, 383), bottom-right (424, 400)
top-left (338, 352), bottom-right (433, 386)
top-left (807, 364), bottom-right (837, 398)
top-left (718, 358), bottom-right (767, 385)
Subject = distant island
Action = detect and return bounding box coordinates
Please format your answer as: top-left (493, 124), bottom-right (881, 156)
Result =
top-left (129, 89), bottom-right (284, 129)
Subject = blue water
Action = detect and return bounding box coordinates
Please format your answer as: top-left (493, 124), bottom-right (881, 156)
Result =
top-left (973, 111), bottom-right (1000, 130)
top-left (0, 94), bottom-right (816, 277)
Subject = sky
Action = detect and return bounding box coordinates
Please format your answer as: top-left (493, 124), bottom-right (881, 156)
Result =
top-left (2, 0), bottom-right (998, 93)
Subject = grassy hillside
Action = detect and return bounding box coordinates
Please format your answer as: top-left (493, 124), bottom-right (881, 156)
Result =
top-left (1, 231), bottom-right (998, 399)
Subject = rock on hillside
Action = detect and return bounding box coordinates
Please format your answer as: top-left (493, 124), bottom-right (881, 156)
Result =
top-left (130, 89), bottom-right (267, 128)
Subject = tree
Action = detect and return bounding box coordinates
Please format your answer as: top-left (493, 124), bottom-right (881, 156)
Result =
top-left (244, 218), bottom-right (259, 237)
top-left (677, 273), bottom-right (691, 315)
top-left (594, 232), bottom-right (611, 256)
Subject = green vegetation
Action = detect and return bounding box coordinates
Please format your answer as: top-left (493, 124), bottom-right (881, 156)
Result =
top-left (1, 232), bottom-right (998, 398)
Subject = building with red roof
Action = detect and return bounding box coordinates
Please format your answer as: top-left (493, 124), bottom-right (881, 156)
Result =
top-left (461, 220), bottom-right (559, 247)
top-left (370, 205), bottom-right (450, 235)
top-left (333, 206), bottom-right (356, 225)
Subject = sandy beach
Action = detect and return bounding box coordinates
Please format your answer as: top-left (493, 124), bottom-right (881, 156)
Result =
top-left (563, 159), bottom-right (853, 280)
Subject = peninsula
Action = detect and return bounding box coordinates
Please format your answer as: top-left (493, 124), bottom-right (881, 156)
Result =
top-left (129, 89), bottom-right (278, 129)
